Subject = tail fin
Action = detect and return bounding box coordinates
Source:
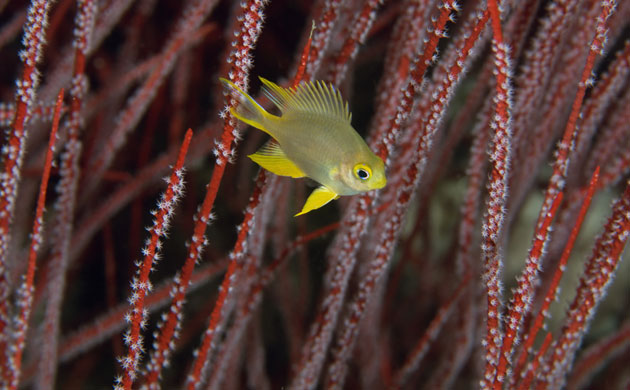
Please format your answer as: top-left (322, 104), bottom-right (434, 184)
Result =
top-left (220, 78), bottom-right (272, 133)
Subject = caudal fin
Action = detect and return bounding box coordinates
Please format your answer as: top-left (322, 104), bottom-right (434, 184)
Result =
top-left (219, 78), bottom-right (271, 133)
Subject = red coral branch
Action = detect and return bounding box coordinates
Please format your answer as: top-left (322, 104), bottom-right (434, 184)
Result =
top-left (493, 191), bottom-right (563, 388)
top-left (567, 320), bottom-right (630, 389)
top-left (510, 0), bottom-right (578, 150)
top-left (303, 0), bottom-right (344, 80)
top-left (0, 2), bottom-right (54, 378)
top-left (570, 41), bottom-right (630, 184)
top-left (480, 0), bottom-right (514, 386)
top-left (546, 177), bottom-right (630, 387)
top-left (519, 332), bottom-right (553, 389)
top-left (588, 87), bottom-right (630, 189)
top-left (512, 167), bottom-right (599, 383)
top-left (535, 0), bottom-right (616, 233)
top-left (424, 102), bottom-right (493, 389)
top-left (329, 0), bottom-right (382, 85)
top-left (369, 0), bottom-right (430, 146)
top-left (6, 89), bottom-right (63, 390)
top-left (378, 0), bottom-right (459, 161)
top-left (116, 129), bottom-right (192, 390)
top-left (199, 19), bottom-right (318, 388)
top-left (289, 198), bottom-right (371, 390)
top-left (293, 23), bottom-right (314, 88)
top-left (508, 0), bottom-right (598, 214)
top-left (36, 2), bottom-right (96, 386)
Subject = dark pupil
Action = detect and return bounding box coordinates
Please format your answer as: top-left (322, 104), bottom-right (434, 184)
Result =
top-left (357, 169), bottom-right (368, 179)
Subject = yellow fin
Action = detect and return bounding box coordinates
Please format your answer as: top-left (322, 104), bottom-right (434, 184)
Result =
top-left (295, 186), bottom-right (340, 216)
top-left (219, 78), bottom-right (274, 135)
top-left (259, 77), bottom-right (351, 123)
top-left (248, 142), bottom-right (306, 178)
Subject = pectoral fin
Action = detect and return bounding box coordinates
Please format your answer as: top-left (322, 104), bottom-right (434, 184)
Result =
top-left (295, 186), bottom-right (339, 216)
top-left (248, 141), bottom-right (306, 178)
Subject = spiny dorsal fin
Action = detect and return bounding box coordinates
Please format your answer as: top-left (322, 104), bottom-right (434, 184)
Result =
top-left (259, 77), bottom-right (352, 123)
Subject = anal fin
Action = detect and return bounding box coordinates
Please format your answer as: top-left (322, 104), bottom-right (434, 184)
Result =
top-left (248, 141), bottom-right (306, 178)
top-left (295, 186), bottom-right (339, 216)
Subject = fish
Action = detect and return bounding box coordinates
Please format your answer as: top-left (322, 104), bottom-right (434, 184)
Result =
top-left (220, 77), bottom-right (386, 216)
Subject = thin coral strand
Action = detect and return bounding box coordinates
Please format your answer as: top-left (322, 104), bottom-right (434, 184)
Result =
top-left (303, 0), bottom-right (344, 80)
top-left (7, 89), bottom-right (63, 390)
top-left (329, 0), bottom-right (382, 85)
top-left (512, 167), bottom-right (599, 382)
top-left (534, 0), bottom-right (616, 233)
top-left (545, 175), bottom-right (629, 387)
top-left (378, 0), bottom-right (459, 162)
top-left (481, 0), bottom-right (513, 386)
top-left (519, 332), bottom-right (553, 389)
top-left (36, 2), bottom-right (96, 386)
top-left (118, 129), bottom-right (192, 390)
top-left (493, 191), bottom-right (564, 388)
top-left (293, 22), bottom-right (314, 88)
top-left (567, 320), bottom-right (630, 389)
top-left (0, 3), bottom-right (55, 380)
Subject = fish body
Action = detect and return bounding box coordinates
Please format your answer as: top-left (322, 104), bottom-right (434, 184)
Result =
top-left (220, 77), bottom-right (386, 215)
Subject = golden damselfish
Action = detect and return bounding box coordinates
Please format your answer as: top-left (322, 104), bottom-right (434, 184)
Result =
top-left (220, 77), bottom-right (386, 216)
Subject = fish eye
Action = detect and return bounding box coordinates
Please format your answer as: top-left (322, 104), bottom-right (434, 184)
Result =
top-left (353, 164), bottom-right (371, 181)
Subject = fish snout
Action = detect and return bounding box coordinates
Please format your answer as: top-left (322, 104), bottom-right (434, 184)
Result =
top-left (371, 173), bottom-right (387, 189)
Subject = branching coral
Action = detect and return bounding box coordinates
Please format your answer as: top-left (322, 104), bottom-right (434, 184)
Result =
top-left (0, 0), bottom-right (628, 389)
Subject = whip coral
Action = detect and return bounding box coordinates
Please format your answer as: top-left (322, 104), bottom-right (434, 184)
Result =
top-left (0, 0), bottom-right (628, 388)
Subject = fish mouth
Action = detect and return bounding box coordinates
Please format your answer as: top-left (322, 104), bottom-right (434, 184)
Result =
top-left (372, 175), bottom-right (387, 189)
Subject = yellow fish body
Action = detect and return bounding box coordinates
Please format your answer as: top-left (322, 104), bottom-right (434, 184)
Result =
top-left (220, 77), bottom-right (386, 216)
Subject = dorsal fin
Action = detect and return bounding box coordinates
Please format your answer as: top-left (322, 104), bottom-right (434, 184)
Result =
top-left (259, 77), bottom-right (352, 123)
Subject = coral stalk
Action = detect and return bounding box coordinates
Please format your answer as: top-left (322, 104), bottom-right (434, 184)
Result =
top-left (480, 0), bottom-right (514, 386)
top-left (35, 1), bottom-right (96, 387)
top-left (546, 178), bottom-right (630, 387)
top-left (6, 89), bottom-right (63, 390)
top-left (0, 2), bottom-right (55, 380)
top-left (116, 129), bottom-right (192, 390)
top-left (512, 167), bottom-right (600, 383)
